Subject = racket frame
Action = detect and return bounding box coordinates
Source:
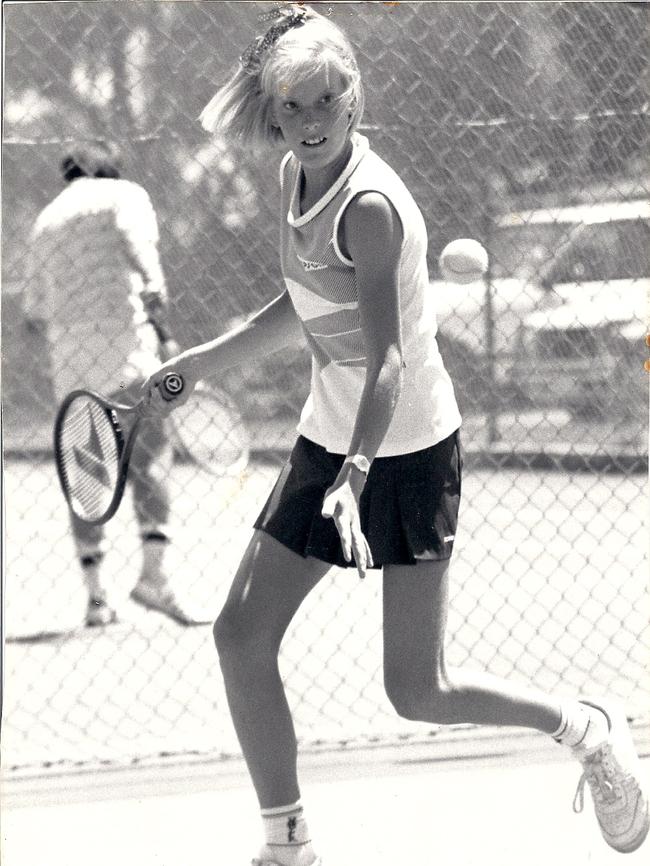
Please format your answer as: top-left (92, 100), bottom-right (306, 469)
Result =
top-left (53, 390), bottom-right (143, 526)
top-left (53, 372), bottom-right (184, 526)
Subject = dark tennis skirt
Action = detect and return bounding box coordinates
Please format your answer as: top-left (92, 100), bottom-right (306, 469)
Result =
top-left (254, 430), bottom-right (462, 569)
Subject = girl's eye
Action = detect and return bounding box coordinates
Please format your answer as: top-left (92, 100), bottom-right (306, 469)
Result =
top-left (320, 94), bottom-right (334, 105)
top-left (283, 101), bottom-right (298, 112)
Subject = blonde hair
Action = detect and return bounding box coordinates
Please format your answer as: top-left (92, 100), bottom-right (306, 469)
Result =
top-left (199, 5), bottom-right (364, 150)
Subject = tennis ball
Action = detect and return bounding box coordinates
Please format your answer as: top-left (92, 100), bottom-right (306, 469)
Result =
top-left (439, 238), bottom-right (489, 284)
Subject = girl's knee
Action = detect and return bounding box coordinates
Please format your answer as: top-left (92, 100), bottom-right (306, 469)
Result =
top-left (384, 681), bottom-right (420, 721)
top-left (213, 606), bottom-right (245, 657)
top-left (213, 605), bottom-right (277, 671)
top-left (383, 664), bottom-right (422, 719)
top-left (384, 668), bottom-right (456, 724)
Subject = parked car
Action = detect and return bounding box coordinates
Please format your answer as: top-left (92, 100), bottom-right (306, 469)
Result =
top-left (433, 199), bottom-right (649, 416)
top-left (505, 200), bottom-right (649, 415)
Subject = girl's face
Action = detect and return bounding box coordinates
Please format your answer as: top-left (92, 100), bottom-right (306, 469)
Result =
top-left (270, 64), bottom-right (353, 170)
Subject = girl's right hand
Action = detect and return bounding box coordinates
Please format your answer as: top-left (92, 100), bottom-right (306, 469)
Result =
top-left (322, 468), bottom-right (373, 580)
top-left (141, 355), bottom-right (197, 413)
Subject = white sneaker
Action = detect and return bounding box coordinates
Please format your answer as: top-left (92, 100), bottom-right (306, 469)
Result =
top-left (85, 596), bottom-right (117, 627)
top-left (130, 579), bottom-right (212, 626)
top-left (251, 857), bottom-right (323, 866)
top-left (572, 699), bottom-right (649, 853)
top-left (251, 845), bottom-right (322, 866)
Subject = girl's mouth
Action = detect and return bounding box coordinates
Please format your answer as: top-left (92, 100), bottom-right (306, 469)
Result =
top-left (302, 137), bottom-right (327, 147)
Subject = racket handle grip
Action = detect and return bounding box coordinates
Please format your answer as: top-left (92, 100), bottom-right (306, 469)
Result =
top-left (160, 372), bottom-right (184, 401)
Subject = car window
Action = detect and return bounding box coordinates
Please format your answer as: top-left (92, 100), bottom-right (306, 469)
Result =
top-left (490, 224), bottom-right (562, 280)
top-left (491, 218), bottom-right (650, 284)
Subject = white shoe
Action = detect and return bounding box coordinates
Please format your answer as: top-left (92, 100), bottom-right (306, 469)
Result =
top-left (85, 596), bottom-right (117, 627)
top-left (251, 845), bottom-right (322, 866)
top-left (130, 579), bottom-right (212, 626)
top-left (572, 699), bottom-right (649, 853)
top-left (251, 857), bottom-right (323, 866)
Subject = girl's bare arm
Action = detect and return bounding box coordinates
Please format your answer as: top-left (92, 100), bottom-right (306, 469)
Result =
top-left (143, 289), bottom-right (303, 397)
top-left (322, 191), bottom-right (404, 577)
top-left (343, 191), bottom-right (405, 464)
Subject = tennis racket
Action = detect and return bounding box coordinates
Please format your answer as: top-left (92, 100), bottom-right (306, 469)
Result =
top-left (167, 383), bottom-right (250, 476)
top-left (54, 372), bottom-right (184, 526)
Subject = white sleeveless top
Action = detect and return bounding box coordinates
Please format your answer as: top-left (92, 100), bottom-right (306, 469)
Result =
top-left (280, 133), bottom-right (461, 456)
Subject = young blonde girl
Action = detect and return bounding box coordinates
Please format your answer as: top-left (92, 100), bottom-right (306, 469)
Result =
top-left (143, 6), bottom-right (648, 864)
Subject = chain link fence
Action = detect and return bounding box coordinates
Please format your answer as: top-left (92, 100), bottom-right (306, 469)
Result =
top-left (3, 1), bottom-right (649, 773)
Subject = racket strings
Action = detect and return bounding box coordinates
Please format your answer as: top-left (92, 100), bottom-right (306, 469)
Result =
top-left (58, 396), bottom-right (121, 521)
top-left (171, 390), bottom-right (249, 473)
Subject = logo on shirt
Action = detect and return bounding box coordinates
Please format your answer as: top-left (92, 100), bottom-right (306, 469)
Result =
top-left (297, 254), bottom-right (328, 272)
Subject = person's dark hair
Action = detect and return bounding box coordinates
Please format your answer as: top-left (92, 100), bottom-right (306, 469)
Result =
top-left (60, 141), bottom-right (122, 182)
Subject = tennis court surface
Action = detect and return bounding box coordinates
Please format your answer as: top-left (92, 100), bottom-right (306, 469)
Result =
top-left (3, 729), bottom-right (649, 866)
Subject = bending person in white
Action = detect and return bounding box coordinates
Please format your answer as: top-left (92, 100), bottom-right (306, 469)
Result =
top-left (23, 142), bottom-right (207, 627)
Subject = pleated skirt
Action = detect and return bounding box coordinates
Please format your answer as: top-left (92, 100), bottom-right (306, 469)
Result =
top-left (253, 430), bottom-right (462, 570)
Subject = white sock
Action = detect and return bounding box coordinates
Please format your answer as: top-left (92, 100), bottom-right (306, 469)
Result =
top-left (552, 701), bottom-right (609, 751)
top-left (140, 535), bottom-right (169, 586)
top-left (259, 801), bottom-right (317, 866)
top-left (79, 551), bottom-right (106, 600)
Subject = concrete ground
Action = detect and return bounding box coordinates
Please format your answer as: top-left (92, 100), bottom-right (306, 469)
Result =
top-left (3, 728), bottom-right (650, 866)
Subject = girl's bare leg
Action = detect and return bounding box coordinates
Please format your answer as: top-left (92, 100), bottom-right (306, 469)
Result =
top-left (213, 531), bottom-right (331, 808)
top-left (382, 559), bottom-right (562, 732)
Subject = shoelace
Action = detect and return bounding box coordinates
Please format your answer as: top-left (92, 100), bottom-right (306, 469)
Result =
top-left (573, 748), bottom-right (623, 813)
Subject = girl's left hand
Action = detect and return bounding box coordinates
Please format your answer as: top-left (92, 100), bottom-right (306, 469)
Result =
top-left (322, 473), bottom-right (373, 579)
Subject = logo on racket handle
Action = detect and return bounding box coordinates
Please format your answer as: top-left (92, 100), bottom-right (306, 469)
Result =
top-left (160, 372), bottom-right (184, 401)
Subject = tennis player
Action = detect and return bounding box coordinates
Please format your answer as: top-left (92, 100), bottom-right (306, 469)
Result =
top-left (143, 6), bottom-right (648, 863)
top-left (23, 141), bottom-right (208, 627)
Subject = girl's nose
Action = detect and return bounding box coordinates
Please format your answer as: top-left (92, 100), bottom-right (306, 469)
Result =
top-left (303, 114), bottom-right (319, 132)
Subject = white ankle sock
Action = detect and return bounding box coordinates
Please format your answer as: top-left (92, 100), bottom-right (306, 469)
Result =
top-left (79, 552), bottom-right (105, 600)
top-left (259, 801), bottom-right (316, 866)
top-left (140, 537), bottom-right (169, 586)
top-left (552, 701), bottom-right (609, 750)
